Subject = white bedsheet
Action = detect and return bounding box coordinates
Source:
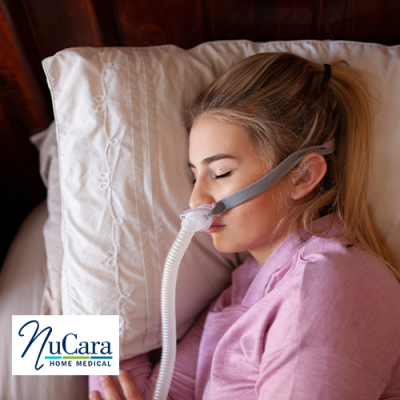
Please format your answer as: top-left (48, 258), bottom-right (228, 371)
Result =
top-left (0, 202), bottom-right (87, 400)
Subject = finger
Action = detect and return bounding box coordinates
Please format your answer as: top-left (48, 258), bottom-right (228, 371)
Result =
top-left (89, 391), bottom-right (102, 400)
top-left (118, 369), bottom-right (143, 400)
top-left (99, 375), bottom-right (121, 400)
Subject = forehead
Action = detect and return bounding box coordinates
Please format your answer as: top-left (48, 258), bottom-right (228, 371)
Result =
top-left (189, 119), bottom-right (253, 161)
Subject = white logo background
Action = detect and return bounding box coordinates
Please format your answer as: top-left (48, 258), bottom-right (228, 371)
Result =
top-left (12, 315), bottom-right (119, 375)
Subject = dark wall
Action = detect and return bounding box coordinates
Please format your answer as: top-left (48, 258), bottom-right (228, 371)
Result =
top-left (1, 0), bottom-right (399, 265)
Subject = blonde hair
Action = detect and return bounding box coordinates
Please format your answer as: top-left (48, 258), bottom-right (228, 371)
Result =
top-left (187, 52), bottom-right (399, 281)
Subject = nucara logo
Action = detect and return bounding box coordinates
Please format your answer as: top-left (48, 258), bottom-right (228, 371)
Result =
top-left (12, 315), bottom-right (119, 375)
top-left (19, 320), bottom-right (113, 370)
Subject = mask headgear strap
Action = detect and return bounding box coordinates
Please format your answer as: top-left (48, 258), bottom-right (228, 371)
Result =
top-left (206, 139), bottom-right (335, 218)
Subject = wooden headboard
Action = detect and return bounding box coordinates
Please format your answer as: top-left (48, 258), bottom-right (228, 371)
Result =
top-left (1, 0), bottom-right (400, 265)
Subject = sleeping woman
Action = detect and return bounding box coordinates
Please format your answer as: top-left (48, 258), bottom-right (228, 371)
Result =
top-left (89, 52), bottom-right (400, 400)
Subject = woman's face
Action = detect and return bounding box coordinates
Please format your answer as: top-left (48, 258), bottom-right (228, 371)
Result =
top-left (189, 118), bottom-right (294, 266)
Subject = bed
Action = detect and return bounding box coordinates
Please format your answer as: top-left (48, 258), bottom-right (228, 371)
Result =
top-left (1, 1), bottom-right (400, 399)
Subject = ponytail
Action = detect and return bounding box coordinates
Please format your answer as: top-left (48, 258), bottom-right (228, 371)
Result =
top-left (329, 67), bottom-right (399, 279)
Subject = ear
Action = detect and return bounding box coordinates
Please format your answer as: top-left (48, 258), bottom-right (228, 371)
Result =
top-left (290, 153), bottom-right (327, 201)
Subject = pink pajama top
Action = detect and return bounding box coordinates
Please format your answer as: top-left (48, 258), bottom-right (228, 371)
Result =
top-left (90, 214), bottom-right (400, 399)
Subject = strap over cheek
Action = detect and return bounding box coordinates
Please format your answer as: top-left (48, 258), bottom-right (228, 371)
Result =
top-left (206, 139), bottom-right (336, 218)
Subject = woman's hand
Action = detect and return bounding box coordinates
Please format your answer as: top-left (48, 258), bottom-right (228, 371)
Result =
top-left (89, 370), bottom-right (143, 400)
top-left (89, 370), bottom-right (174, 400)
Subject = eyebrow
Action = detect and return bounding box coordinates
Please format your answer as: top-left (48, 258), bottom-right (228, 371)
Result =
top-left (188, 154), bottom-right (237, 168)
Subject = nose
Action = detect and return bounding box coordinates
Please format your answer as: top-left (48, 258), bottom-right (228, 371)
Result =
top-left (189, 180), bottom-right (215, 209)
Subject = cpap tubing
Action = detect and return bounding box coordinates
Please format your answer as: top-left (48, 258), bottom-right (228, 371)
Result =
top-left (152, 139), bottom-right (336, 399)
top-left (152, 204), bottom-right (213, 400)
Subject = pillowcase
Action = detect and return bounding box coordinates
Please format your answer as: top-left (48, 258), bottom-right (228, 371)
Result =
top-left (42, 46), bottom-right (245, 360)
top-left (42, 40), bottom-right (400, 360)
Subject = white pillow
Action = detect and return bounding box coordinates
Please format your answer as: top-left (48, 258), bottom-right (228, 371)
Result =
top-left (42, 40), bottom-right (400, 360)
top-left (42, 46), bottom-right (244, 360)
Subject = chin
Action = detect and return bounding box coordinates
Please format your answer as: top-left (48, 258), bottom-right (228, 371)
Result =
top-left (211, 234), bottom-right (243, 254)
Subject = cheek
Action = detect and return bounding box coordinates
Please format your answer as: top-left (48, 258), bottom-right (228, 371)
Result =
top-left (211, 188), bottom-right (290, 253)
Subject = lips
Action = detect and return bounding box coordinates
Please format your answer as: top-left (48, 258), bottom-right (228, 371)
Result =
top-left (205, 224), bottom-right (226, 234)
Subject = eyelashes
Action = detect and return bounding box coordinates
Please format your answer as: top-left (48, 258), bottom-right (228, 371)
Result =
top-left (192, 171), bottom-right (231, 185)
top-left (214, 171), bottom-right (231, 180)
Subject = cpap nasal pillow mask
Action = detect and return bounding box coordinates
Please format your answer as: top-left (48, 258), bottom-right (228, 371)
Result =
top-left (152, 139), bottom-right (335, 400)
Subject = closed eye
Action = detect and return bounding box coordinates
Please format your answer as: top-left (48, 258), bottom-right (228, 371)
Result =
top-left (192, 171), bottom-right (231, 184)
top-left (214, 171), bottom-right (231, 180)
